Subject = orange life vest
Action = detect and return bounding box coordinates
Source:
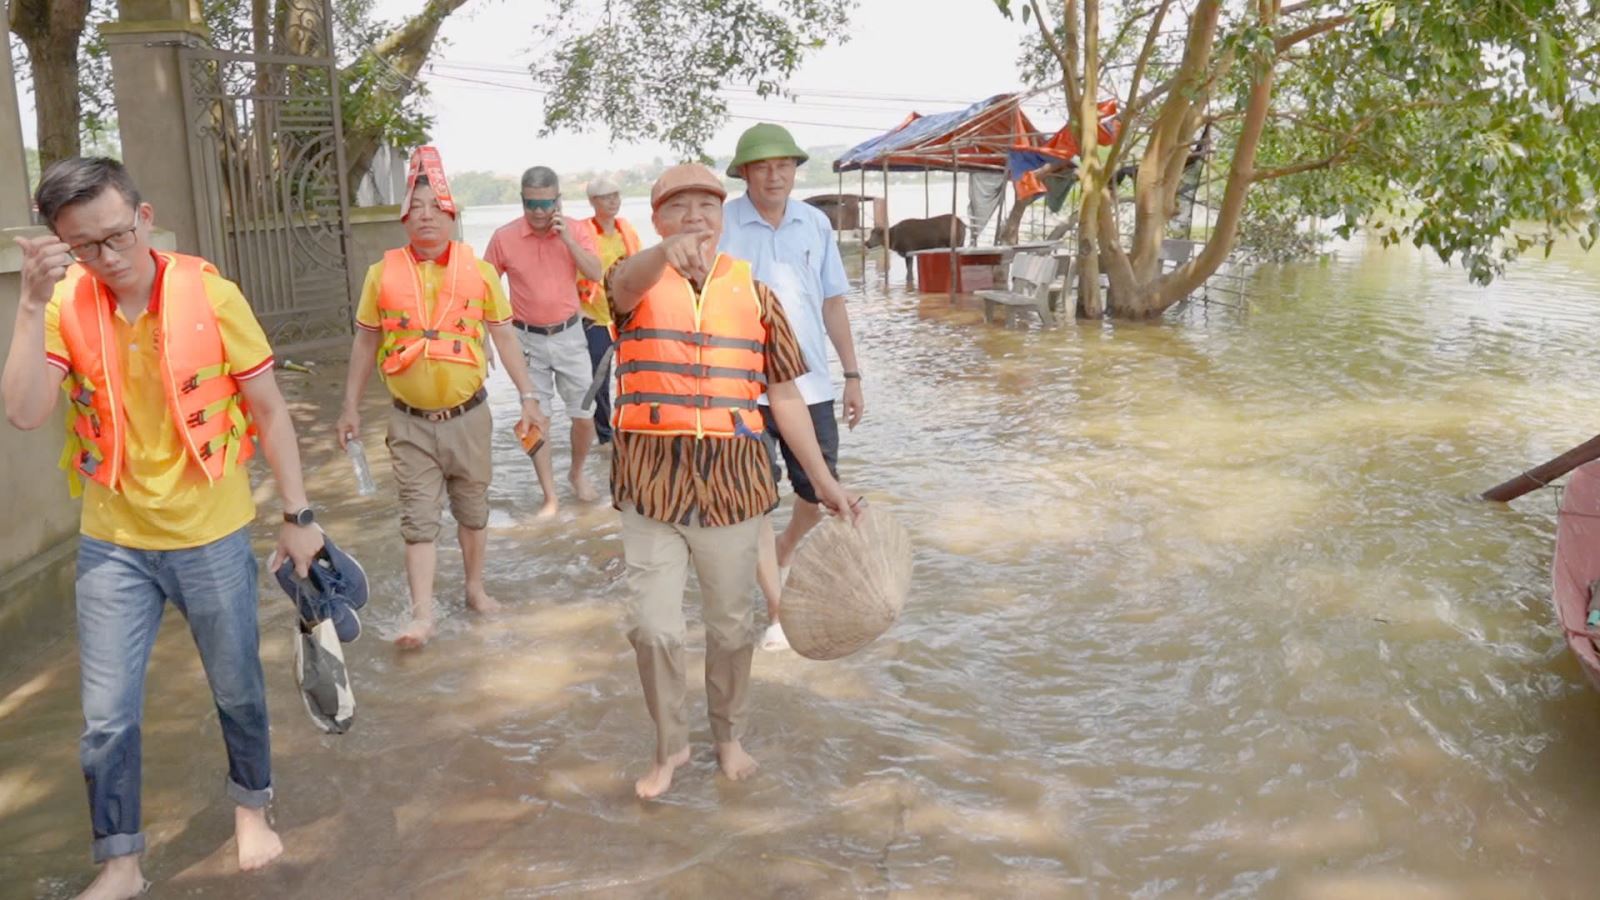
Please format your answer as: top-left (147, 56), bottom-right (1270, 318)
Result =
top-left (576, 217), bottom-right (642, 313)
top-left (614, 253), bottom-right (767, 438)
top-left (55, 252), bottom-right (255, 497)
top-left (376, 242), bottom-right (489, 375)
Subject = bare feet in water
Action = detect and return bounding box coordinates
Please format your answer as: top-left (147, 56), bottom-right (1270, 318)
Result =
top-left (73, 856), bottom-right (146, 900)
top-left (569, 470), bottom-right (599, 503)
top-left (716, 741), bottom-right (759, 781)
top-left (234, 805), bottom-right (283, 871)
top-left (535, 496), bottom-right (560, 519)
top-left (465, 585), bottom-right (500, 614)
top-left (394, 617), bottom-right (435, 650)
top-left (635, 746), bottom-right (691, 800)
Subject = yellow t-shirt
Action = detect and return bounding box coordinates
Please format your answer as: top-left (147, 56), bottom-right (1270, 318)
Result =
top-left (582, 227), bottom-right (630, 327)
top-left (355, 246), bottom-right (512, 410)
top-left (45, 258), bottom-right (275, 551)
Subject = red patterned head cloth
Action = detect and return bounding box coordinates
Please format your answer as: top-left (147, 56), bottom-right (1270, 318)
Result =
top-left (402, 146), bottom-right (456, 220)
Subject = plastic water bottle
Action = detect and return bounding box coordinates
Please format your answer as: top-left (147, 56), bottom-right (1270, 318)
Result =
top-left (346, 438), bottom-right (377, 496)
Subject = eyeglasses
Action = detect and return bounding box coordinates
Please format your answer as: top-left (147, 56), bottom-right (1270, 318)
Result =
top-left (521, 198), bottom-right (559, 211)
top-left (66, 220), bottom-right (139, 263)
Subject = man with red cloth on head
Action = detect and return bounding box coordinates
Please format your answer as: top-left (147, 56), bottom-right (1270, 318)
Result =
top-left (336, 147), bottom-right (548, 650)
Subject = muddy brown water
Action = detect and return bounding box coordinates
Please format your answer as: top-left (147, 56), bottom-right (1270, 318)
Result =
top-left (6, 229), bottom-right (1600, 898)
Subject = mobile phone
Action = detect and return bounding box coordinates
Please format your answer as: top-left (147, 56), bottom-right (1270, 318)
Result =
top-left (519, 424), bottom-right (545, 457)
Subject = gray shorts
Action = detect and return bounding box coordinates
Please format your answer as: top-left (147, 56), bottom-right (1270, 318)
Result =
top-left (515, 322), bottom-right (595, 420)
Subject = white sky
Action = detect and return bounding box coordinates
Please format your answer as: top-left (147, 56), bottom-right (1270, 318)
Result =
top-left (16, 0), bottom-right (1059, 175)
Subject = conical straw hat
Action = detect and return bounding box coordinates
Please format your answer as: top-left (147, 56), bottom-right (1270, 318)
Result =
top-left (781, 505), bottom-right (912, 660)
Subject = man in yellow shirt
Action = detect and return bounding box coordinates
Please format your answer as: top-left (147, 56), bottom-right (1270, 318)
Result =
top-left (336, 149), bottom-right (546, 650)
top-left (575, 177), bottom-right (641, 444)
top-left (2, 157), bottom-right (325, 898)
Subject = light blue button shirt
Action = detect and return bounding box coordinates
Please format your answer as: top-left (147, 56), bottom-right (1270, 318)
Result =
top-left (718, 194), bottom-right (849, 405)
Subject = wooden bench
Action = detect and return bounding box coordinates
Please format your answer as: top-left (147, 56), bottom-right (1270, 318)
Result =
top-left (976, 251), bottom-right (1062, 327)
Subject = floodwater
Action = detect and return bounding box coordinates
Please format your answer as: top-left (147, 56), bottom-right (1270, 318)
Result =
top-left (5, 224), bottom-right (1600, 899)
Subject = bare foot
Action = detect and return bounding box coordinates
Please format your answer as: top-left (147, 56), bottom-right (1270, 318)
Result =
top-left (465, 586), bottom-right (500, 614)
top-left (634, 746), bottom-right (691, 800)
top-left (535, 497), bottom-right (560, 519)
top-left (569, 471), bottom-right (599, 503)
top-left (234, 805), bottom-right (283, 871)
top-left (73, 856), bottom-right (146, 900)
top-left (716, 740), bottom-right (759, 781)
top-left (394, 618), bottom-right (436, 650)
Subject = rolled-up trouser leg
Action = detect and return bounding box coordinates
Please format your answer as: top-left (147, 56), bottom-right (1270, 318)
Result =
top-left (75, 537), bottom-right (167, 863)
top-left (620, 509), bottom-right (691, 763)
top-left (683, 516), bottom-right (760, 745)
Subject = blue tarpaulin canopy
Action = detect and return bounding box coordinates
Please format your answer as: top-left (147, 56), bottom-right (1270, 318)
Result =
top-left (832, 94), bottom-right (1042, 173)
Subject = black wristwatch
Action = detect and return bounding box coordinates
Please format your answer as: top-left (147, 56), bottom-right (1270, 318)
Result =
top-left (843, 371), bottom-right (862, 381)
top-left (284, 507), bottom-right (315, 527)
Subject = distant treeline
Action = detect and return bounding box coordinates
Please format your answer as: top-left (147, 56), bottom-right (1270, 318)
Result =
top-left (447, 144), bottom-right (941, 206)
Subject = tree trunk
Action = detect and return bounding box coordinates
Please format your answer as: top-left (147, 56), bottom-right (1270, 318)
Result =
top-left (1074, 0), bottom-right (1105, 318)
top-left (10, 0), bottom-right (90, 169)
top-left (339, 0), bottom-right (472, 194)
top-left (998, 191), bottom-right (1031, 244)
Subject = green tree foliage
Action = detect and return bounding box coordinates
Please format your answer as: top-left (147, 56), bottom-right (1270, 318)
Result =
top-left (996, 0), bottom-right (1600, 316)
top-left (448, 170), bottom-right (518, 206)
top-left (10, 0), bottom-right (469, 191)
top-left (531, 0), bottom-right (857, 156)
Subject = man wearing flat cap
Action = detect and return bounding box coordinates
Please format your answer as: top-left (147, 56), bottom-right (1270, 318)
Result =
top-left (575, 176), bottom-right (641, 445)
top-left (605, 163), bottom-right (860, 799)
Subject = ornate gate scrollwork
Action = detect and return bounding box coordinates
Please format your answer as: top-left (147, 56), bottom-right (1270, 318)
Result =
top-left (179, 0), bottom-right (354, 348)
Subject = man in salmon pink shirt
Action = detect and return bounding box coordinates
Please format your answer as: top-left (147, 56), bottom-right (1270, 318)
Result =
top-left (484, 165), bottom-right (604, 516)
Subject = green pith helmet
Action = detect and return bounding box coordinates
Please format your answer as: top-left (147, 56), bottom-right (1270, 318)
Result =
top-left (727, 123), bottom-right (810, 179)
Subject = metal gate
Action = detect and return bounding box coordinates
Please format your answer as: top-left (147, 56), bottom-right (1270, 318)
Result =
top-left (179, 3), bottom-right (354, 348)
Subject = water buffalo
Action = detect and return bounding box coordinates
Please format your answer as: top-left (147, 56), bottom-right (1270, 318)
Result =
top-left (867, 214), bottom-right (968, 283)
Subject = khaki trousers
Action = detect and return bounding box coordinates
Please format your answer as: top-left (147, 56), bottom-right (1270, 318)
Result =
top-left (620, 508), bottom-right (759, 762)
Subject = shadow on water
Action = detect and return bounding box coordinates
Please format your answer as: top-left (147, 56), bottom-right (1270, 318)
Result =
top-left (6, 232), bottom-right (1600, 897)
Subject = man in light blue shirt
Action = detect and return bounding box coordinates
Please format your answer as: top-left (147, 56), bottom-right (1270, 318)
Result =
top-left (718, 123), bottom-right (865, 652)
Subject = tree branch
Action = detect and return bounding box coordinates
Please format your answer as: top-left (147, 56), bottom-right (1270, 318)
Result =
top-left (1152, 0), bottom-right (1282, 310)
top-left (1104, 0), bottom-right (1175, 174)
top-left (1027, 0), bottom-right (1083, 116)
top-left (1275, 14), bottom-right (1350, 52)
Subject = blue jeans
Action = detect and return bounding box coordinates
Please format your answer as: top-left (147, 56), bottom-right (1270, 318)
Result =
top-left (75, 526), bottom-right (272, 862)
top-left (584, 320), bottom-right (614, 444)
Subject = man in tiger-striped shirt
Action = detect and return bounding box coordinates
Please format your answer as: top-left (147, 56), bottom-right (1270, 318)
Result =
top-left (605, 164), bottom-right (860, 799)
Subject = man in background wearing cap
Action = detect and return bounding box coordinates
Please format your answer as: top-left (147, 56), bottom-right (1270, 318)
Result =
top-left (575, 177), bottom-right (641, 445)
top-left (718, 123), bottom-right (865, 652)
top-left (336, 150), bottom-right (548, 649)
top-left (485, 166), bottom-right (604, 516)
top-left (605, 163), bottom-right (859, 799)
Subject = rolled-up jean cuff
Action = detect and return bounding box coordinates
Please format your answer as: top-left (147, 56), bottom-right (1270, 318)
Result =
top-left (228, 778), bottom-right (273, 809)
top-left (91, 832), bottom-right (145, 864)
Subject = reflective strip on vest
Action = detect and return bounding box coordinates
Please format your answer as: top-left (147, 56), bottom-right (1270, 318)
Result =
top-left (614, 328), bottom-right (765, 353)
top-left (614, 359), bottom-right (767, 385)
top-left (615, 392), bottom-right (760, 411)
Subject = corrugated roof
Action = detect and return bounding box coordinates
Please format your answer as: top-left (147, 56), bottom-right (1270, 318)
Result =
top-left (832, 94), bottom-right (1043, 173)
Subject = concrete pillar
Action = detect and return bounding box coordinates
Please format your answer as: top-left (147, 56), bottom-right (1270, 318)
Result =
top-left (100, 2), bottom-right (211, 254)
top-left (0, 2), bottom-right (33, 226)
